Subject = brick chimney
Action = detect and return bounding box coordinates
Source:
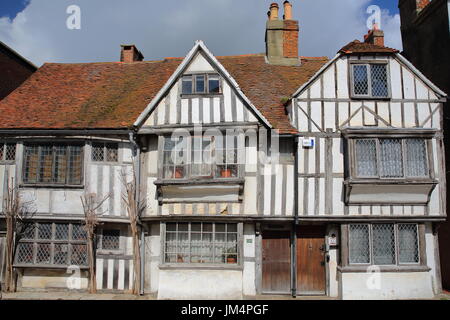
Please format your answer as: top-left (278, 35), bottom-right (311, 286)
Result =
top-left (265, 1), bottom-right (300, 66)
top-left (120, 45), bottom-right (144, 63)
top-left (364, 24), bottom-right (385, 47)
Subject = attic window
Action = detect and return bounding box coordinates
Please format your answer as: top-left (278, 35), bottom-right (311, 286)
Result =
top-left (182, 74), bottom-right (221, 95)
top-left (351, 62), bottom-right (390, 98)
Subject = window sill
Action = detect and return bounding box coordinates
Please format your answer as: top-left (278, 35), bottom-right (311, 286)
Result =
top-left (344, 179), bottom-right (437, 205)
top-left (154, 178), bottom-right (244, 186)
top-left (20, 184), bottom-right (84, 190)
top-left (159, 263), bottom-right (243, 271)
top-left (338, 265), bottom-right (430, 273)
top-left (13, 264), bottom-right (89, 270)
top-left (350, 96), bottom-right (391, 101)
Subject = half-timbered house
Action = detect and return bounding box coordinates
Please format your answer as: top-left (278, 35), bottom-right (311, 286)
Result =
top-left (0, 2), bottom-right (447, 299)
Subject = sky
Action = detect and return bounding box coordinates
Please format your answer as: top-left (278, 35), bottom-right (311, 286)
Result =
top-left (0, 0), bottom-right (403, 67)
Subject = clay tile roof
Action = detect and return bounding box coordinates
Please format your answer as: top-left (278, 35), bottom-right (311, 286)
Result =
top-left (339, 40), bottom-right (399, 54)
top-left (0, 54), bottom-right (328, 134)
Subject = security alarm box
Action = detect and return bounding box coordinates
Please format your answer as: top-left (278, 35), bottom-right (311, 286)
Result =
top-left (302, 137), bottom-right (315, 148)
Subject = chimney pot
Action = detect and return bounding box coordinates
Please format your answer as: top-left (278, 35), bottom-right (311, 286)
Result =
top-left (120, 44), bottom-right (144, 63)
top-left (283, 1), bottom-right (293, 20)
top-left (269, 3), bottom-right (279, 20)
top-left (364, 26), bottom-right (385, 47)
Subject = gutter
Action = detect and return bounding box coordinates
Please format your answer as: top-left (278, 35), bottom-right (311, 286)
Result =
top-left (128, 131), bottom-right (145, 295)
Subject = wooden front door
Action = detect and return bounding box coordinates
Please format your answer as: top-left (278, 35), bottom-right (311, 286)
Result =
top-left (296, 226), bottom-right (326, 295)
top-left (262, 231), bottom-right (291, 294)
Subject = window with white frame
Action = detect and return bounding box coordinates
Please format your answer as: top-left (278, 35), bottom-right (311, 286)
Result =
top-left (351, 63), bottom-right (389, 98)
top-left (0, 142), bottom-right (16, 162)
top-left (348, 223), bottom-right (420, 265)
top-left (15, 222), bottom-right (88, 267)
top-left (353, 138), bottom-right (429, 179)
top-left (91, 142), bottom-right (119, 163)
top-left (164, 222), bottom-right (239, 265)
top-left (23, 143), bottom-right (83, 185)
top-left (162, 133), bottom-right (240, 180)
top-left (182, 74), bottom-right (221, 95)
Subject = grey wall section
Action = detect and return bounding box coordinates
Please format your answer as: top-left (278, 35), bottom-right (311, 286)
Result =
top-left (0, 234), bottom-right (5, 285)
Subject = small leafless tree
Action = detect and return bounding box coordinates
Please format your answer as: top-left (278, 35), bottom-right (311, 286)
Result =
top-left (80, 192), bottom-right (110, 294)
top-left (3, 177), bottom-right (35, 292)
top-left (121, 164), bottom-right (145, 295)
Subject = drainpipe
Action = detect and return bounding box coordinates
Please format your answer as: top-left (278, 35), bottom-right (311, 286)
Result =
top-left (291, 135), bottom-right (299, 298)
top-left (128, 130), bottom-right (145, 295)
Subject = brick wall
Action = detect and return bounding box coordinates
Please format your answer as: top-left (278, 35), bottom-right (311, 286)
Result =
top-left (0, 45), bottom-right (36, 100)
top-left (283, 20), bottom-right (299, 59)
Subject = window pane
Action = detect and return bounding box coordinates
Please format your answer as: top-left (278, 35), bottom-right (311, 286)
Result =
top-left (38, 223), bottom-right (52, 240)
top-left (55, 224), bottom-right (69, 240)
top-left (398, 224), bottom-right (419, 263)
top-left (405, 139), bottom-right (428, 177)
top-left (208, 75), bottom-right (220, 93)
top-left (5, 144), bottom-right (16, 160)
top-left (102, 230), bottom-right (120, 250)
top-left (38, 145), bottom-right (53, 183)
top-left (355, 140), bottom-right (377, 176)
top-left (379, 139), bottom-right (403, 178)
top-left (24, 145), bottom-right (39, 183)
top-left (54, 244), bottom-right (69, 265)
top-left (106, 144), bottom-right (118, 162)
top-left (353, 65), bottom-right (369, 95)
top-left (349, 224), bottom-right (370, 264)
top-left (191, 137), bottom-right (212, 177)
top-left (92, 144), bottom-right (104, 162)
top-left (372, 224), bottom-right (396, 265)
top-left (0, 144), bottom-right (4, 160)
top-left (36, 243), bottom-right (51, 264)
top-left (68, 146), bottom-right (82, 185)
top-left (54, 145), bottom-right (67, 184)
top-left (71, 244), bottom-right (87, 266)
top-left (72, 224), bottom-right (87, 240)
top-left (16, 243), bottom-right (34, 264)
top-left (182, 76), bottom-right (193, 94)
top-left (371, 64), bottom-right (388, 97)
top-left (195, 75), bottom-right (205, 93)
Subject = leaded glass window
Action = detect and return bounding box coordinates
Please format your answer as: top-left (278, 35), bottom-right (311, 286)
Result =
top-left (100, 229), bottom-right (121, 250)
top-left (164, 222), bottom-right (239, 265)
top-left (353, 138), bottom-right (429, 179)
top-left (23, 144), bottom-right (83, 185)
top-left (352, 63), bottom-right (389, 98)
top-left (348, 223), bottom-right (420, 266)
top-left (15, 222), bottom-right (88, 267)
top-left (0, 143), bottom-right (17, 162)
top-left (91, 142), bottom-right (119, 163)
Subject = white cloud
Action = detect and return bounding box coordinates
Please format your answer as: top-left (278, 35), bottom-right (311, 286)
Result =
top-left (0, 0), bottom-right (403, 67)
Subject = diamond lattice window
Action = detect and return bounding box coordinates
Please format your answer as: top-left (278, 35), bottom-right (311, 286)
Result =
top-left (353, 138), bottom-right (429, 179)
top-left (15, 222), bottom-right (88, 267)
top-left (0, 142), bottom-right (16, 162)
top-left (352, 63), bottom-right (389, 98)
top-left (92, 143), bottom-right (119, 163)
top-left (348, 223), bottom-right (420, 266)
top-left (101, 229), bottom-right (120, 250)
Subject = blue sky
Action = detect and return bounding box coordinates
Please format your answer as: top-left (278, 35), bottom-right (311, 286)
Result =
top-left (0, 0), bottom-right (403, 66)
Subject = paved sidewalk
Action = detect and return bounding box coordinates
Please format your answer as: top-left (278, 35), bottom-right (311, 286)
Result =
top-left (1, 291), bottom-right (154, 300)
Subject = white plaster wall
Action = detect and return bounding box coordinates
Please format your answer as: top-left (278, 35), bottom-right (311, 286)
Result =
top-left (243, 224), bottom-right (256, 296)
top-left (20, 269), bottom-right (88, 290)
top-left (340, 272), bottom-right (434, 300)
top-left (425, 222), bottom-right (440, 294)
top-left (158, 269), bottom-right (243, 300)
top-left (327, 225), bottom-right (339, 298)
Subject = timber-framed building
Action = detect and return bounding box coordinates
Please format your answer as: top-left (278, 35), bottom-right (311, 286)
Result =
top-left (0, 2), bottom-right (447, 299)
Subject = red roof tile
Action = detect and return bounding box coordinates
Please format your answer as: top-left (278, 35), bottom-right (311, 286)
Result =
top-left (0, 54), bottom-right (328, 134)
top-left (339, 40), bottom-right (399, 54)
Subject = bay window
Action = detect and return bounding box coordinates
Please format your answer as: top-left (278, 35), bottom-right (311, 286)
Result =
top-left (162, 133), bottom-right (240, 180)
top-left (353, 138), bottom-right (429, 179)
